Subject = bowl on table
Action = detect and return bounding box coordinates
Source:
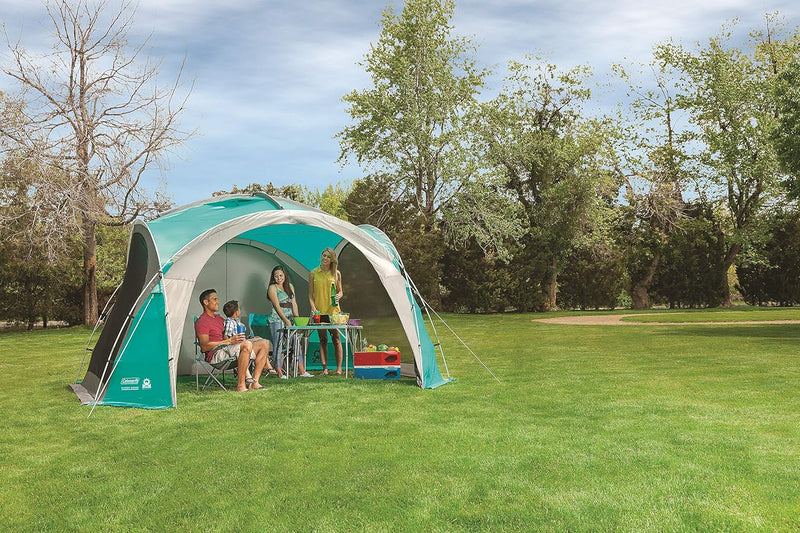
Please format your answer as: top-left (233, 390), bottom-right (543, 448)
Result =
top-left (293, 316), bottom-right (310, 326)
top-left (347, 318), bottom-right (360, 326)
top-left (330, 313), bottom-right (350, 325)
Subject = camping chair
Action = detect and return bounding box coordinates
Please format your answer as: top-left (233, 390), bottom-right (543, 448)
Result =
top-left (250, 313), bottom-right (285, 373)
top-left (193, 316), bottom-right (238, 392)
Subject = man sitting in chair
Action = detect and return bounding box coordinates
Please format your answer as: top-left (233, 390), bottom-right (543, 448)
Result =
top-left (195, 288), bottom-right (271, 391)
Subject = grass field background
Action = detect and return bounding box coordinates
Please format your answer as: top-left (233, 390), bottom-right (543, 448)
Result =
top-left (1, 309), bottom-right (799, 531)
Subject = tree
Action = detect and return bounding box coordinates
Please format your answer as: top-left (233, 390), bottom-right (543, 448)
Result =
top-left (772, 60), bottom-right (800, 196)
top-left (656, 15), bottom-right (798, 306)
top-left (0, 0), bottom-right (192, 325)
top-left (651, 201), bottom-right (727, 308)
top-left (213, 182), bottom-right (308, 203)
top-left (737, 208), bottom-right (800, 306)
top-left (337, 0), bottom-right (490, 303)
top-left (476, 58), bottom-right (619, 310)
top-left (613, 61), bottom-right (689, 309)
top-left (0, 154), bottom-right (83, 327)
top-left (306, 183), bottom-right (352, 221)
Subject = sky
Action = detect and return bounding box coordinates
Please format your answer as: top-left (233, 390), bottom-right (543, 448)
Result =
top-left (1, 0), bottom-right (798, 208)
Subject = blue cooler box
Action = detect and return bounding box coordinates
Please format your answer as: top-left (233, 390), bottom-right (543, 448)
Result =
top-left (353, 366), bottom-right (401, 380)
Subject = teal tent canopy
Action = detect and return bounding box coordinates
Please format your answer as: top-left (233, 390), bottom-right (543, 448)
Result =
top-left (72, 194), bottom-right (453, 409)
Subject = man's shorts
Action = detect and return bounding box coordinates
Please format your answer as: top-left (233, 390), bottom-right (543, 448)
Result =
top-left (206, 342), bottom-right (255, 364)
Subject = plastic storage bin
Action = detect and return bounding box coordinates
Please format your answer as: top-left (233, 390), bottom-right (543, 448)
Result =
top-left (354, 351), bottom-right (400, 366)
top-left (353, 366), bottom-right (401, 380)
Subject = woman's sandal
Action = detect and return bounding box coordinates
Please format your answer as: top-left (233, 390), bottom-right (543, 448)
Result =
top-left (267, 368), bottom-right (277, 375)
top-left (322, 369), bottom-right (329, 375)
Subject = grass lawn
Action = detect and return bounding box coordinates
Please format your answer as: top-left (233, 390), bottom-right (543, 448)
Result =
top-left (1, 309), bottom-right (799, 532)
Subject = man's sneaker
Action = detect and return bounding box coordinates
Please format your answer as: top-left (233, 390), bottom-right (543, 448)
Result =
top-left (280, 375), bottom-right (288, 380)
top-left (300, 372), bottom-right (314, 378)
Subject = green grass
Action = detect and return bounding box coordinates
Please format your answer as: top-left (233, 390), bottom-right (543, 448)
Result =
top-left (1, 309), bottom-right (799, 532)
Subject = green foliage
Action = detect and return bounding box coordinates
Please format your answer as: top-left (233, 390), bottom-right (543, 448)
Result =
top-left (772, 61), bottom-right (800, 196)
top-left (343, 174), bottom-right (444, 305)
top-left (737, 209), bottom-right (800, 305)
top-left (0, 156), bottom-right (83, 326)
top-left (476, 57), bottom-right (619, 309)
top-left (343, 173), bottom-right (416, 230)
top-left (338, 0), bottom-right (486, 219)
top-left (306, 182), bottom-right (352, 221)
top-left (558, 235), bottom-right (628, 311)
top-left (337, 0), bottom-right (492, 304)
top-left (651, 202), bottom-right (727, 308)
top-left (655, 16), bottom-right (799, 303)
top-left (441, 238), bottom-right (525, 313)
top-left (213, 182), bottom-right (308, 202)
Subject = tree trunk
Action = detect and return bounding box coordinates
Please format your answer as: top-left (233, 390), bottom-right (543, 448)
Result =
top-left (630, 251), bottom-right (661, 310)
top-left (540, 258), bottom-right (558, 311)
top-left (82, 216), bottom-right (98, 326)
top-left (720, 243), bottom-right (741, 308)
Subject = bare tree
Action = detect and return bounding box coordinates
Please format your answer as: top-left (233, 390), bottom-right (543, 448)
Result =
top-left (0, 0), bottom-right (193, 325)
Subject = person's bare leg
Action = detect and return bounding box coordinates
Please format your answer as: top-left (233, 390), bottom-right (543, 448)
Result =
top-left (236, 348), bottom-right (250, 391)
top-left (319, 332), bottom-right (329, 374)
top-left (334, 338), bottom-right (343, 374)
top-left (257, 338), bottom-right (275, 372)
top-left (250, 341), bottom-right (266, 388)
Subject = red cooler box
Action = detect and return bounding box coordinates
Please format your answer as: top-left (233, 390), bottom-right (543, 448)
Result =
top-left (354, 351), bottom-right (401, 366)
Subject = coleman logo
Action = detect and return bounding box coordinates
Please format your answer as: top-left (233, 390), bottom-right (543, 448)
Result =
top-left (120, 377), bottom-right (140, 386)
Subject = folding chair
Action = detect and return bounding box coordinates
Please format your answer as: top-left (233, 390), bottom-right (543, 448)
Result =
top-left (194, 316), bottom-right (238, 392)
top-left (248, 313), bottom-right (279, 370)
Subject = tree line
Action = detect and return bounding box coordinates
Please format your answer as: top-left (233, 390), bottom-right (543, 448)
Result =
top-left (1, 0), bottom-right (799, 328)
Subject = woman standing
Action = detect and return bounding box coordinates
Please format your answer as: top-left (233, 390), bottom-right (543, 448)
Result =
top-left (268, 265), bottom-right (312, 378)
top-left (308, 248), bottom-right (343, 375)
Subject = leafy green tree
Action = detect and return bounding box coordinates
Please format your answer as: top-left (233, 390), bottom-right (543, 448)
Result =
top-left (0, 155), bottom-right (83, 327)
top-left (656, 15), bottom-right (799, 306)
top-left (558, 216), bottom-right (628, 311)
top-left (213, 182), bottom-right (308, 203)
top-left (306, 183), bottom-right (352, 221)
top-left (651, 202), bottom-right (727, 308)
top-left (343, 174), bottom-right (445, 301)
top-left (612, 60), bottom-right (690, 309)
top-left (476, 58), bottom-right (619, 310)
top-left (772, 61), bottom-right (800, 196)
top-left (736, 208), bottom-right (800, 306)
top-left (337, 0), bottom-right (491, 304)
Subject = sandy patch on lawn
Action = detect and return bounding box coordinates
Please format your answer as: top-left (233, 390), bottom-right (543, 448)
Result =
top-left (532, 314), bottom-right (800, 326)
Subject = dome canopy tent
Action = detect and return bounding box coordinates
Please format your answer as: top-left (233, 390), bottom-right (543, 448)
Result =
top-left (71, 194), bottom-right (452, 410)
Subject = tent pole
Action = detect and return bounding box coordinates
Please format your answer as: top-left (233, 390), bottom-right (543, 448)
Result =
top-left (75, 280), bottom-right (122, 385)
top-left (88, 271), bottom-right (163, 417)
top-left (400, 268), bottom-right (451, 379)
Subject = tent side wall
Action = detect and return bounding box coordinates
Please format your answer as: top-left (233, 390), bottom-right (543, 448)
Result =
top-left (98, 282), bottom-right (173, 408)
top-left (76, 224), bottom-right (160, 402)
